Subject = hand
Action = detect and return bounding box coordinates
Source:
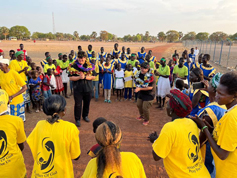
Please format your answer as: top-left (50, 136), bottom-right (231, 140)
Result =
top-left (147, 131), bottom-right (158, 143)
top-left (50, 85), bottom-right (54, 88)
top-left (24, 67), bottom-right (28, 71)
top-left (79, 72), bottom-right (85, 79)
top-left (201, 80), bottom-right (209, 91)
top-left (190, 115), bottom-right (206, 129)
top-left (135, 87), bottom-right (141, 93)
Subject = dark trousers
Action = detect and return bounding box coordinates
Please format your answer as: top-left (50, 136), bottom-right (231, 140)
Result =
top-left (63, 83), bottom-right (68, 96)
top-left (74, 91), bottom-right (92, 121)
top-left (124, 88), bottom-right (132, 99)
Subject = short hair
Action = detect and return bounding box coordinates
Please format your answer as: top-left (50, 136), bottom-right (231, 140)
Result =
top-left (45, 52), bottom-right (49, 56)
top-left (141, 62), bottom-right (150, 69)
top-left (63, 54), bottom-right (67, 58)
top-left (78, 51), bottom-right (87, 58)
top-left (220, 71), bottom-right (237, 95)
top-left (204, 54), bottom-right (210, 61)
top-left (36, 66), bottom-right (41, 71)
top-left (175, 79), bottom-right (184, 91)
top-left (9, 50), bottom-right (15, 53)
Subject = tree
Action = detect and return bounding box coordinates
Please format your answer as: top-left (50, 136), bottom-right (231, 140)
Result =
top-left (178, 31), bottom-right (183, 40)
top-left (230, 33), bottom-right (237, 41)
top-left (143, 31), bottom-right (150, 42)
top-left (0, 26), bottom-right (9, 40)
top-left (100, 31), bottom-right (109, 41)
top-left (46, 32), bottom-right (56, 40)
top-left (73, 31), bottom-right (79, 40)
top-left (108, 33), bottom-right (113, 41)
top-left (209, 31), bottom-right (228, 41)
top-left (136, 34), bottom-right (142, 42)
top-left (31, 32), bottom-right (39, 39)
top-left (80, 35), bottom-right (90, 41)
top-left (55, 32), bottom-right (64, 40)
top-left (196, 32), bottom-right (209, 41)
top-left (166, 30), bottom-right (179, 42)
top-left (123, 34), bottom-right (132, 42)
top-left (182, 32), bottom-right (196, 40)
top-left (9, 25), bottom-right (31, 39)
top-left (158, 32), bottom-right (166, 42)
top-left (90, 31), bottom-right (97, 39)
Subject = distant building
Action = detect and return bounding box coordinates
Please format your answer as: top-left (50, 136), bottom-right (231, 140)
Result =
top-left (9, 36), bottom-right (17, 41)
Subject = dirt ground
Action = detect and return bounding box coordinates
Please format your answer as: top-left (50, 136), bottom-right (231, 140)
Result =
top-left (0, 41), bottom-right (227, 178)
top-left (1, 41), bottom-right (174, 178)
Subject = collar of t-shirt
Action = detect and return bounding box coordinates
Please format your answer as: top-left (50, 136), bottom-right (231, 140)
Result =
top-left (226, 104), bottom-right (237, 113)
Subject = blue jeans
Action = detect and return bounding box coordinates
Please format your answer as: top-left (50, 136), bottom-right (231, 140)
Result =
top-left (124, 88), bottom-right (132, 99)
top-left (92, 81), bottom-right (99, 99)
top-left (43, 90), bottom-right (52, 99)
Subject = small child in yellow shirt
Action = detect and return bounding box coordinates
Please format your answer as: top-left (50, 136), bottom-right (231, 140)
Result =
top-left (124, 64), bottom-right (133, 100)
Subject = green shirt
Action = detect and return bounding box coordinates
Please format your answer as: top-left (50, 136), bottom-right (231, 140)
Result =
top-left (127, 59), bottom-right (139, 67)
top-left (173, 65), bottom-right (188, 78)
top-left (158, 65), bottom-right (170, 76)
top-left (58, 60), bottom-right (69, 69)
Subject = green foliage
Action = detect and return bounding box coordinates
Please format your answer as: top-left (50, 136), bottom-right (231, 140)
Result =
top-left (31, 32), bottom-right (56, 39)
top-left (9, 25), bottom-right (31, 39)
top-left (0, 26), bottom-right (9, 40)
top-left (108, 33), bottom-right (113, 40)
top-left (229, 33), bottom-right (237, 41)
top-left (90, 31), bottom-right (97, 39)
top-left (80, 35), bottom-right (90, 41)
top-left (143, 31), bottom-right (150, 42)
top-left (100, 31), bottom-right (109, 41)
top-left (166, 30), bottom-right (179, 42)
top-left (136, 34), bottom-right (142, 42)
top-left (196, 32), bottom-right (209, 41)
top-left (182, 32), bottom-right (196, 40)
top-left (73, 31), bottom-right (79, 40)
top-left (157, 32), bottom-right (166, 42)
top-left (209, 31), bottom-right (228, 41)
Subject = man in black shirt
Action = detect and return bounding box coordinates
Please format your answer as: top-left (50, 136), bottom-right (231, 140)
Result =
top-left (69, 51), bottom-right (96, 127)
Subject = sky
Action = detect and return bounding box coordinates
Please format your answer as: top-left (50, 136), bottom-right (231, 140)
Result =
top-left (1, 0), bottom-right (237, 37)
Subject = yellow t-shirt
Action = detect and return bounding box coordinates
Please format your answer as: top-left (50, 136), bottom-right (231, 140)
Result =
top-left (173, 65), bottom-right (188, 78)
top-left (27, 120), bottom-right (81, 178)
top-left (9, 59), bottom-right (28, 81)
top-left (158, 65), bottom-right (170, 76)
top-left (0, 70), bottom-right (26, 104)
top-left (44, 64), bottom-right (56, 73)
top-left (82, 152), bottom-right (146, 178)
top-left (153, 118), bottom-right (210, 178)
top-left (124, 70), bottom-right (133, 88)
top-left (93, 64), bottom-right (99, 82)
top-left (58, 60), bottom-right (69, 69)
top-left (0, 115), bottom-right (26, 178)
top-left (212, 105), bottom-right (237, 178)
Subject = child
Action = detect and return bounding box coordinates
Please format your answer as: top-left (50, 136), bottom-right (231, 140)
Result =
top-left (114, 63), bottom-right (124, 101)
top-left (87, 117), bottom-right (107, 158)
top-left (90, 51), bottom-right (97, 63)
top-left (36, 66), bottom-right (44, 81)
top-left (127, 53), bottom-right (139, 67)
top-left (118, 53), bottom-right (127, 70)
top-left (124, 64), bottom-right (133, 100)
top-left (102, 56), bottom-right (114, 103)
top-left (87, 44), bottom-right (94, 58)
top-left (53, 60), bottom-right (64, 95)
top-left (133, 63), bottom-right (140, 102)
top-left (68, 54), bottom-right (75, 95)
top-left (91, 58), bottom-right (99, 101)
top-left (59, 55), bottom-right (70, 98)
top-left (42, 69), bottom-right (54, 99)
top-left (44, 57), bottom-right (56, 74)
top-left (29, 70), bottom-right (42, 112)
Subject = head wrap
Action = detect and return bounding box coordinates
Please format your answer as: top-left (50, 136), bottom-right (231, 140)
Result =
top-left (131, 54), bottom-right (136, 57)
top-left (15, 51), bottom-right (24, 58)
top-left (161, 58), bottom-right (166, 62)
top-left (58, 53), bottom-right (62, 57)
top-left (211, 73), bottom-right (222, 89)
top-left (0, 89), bottom-right (9, 115)
top-left (0, 49), bottom-right (3, 53)
top-left (0, 58), bottom-right (9, 65)
top-left (46, 56), bottom-right (51, 61)
top-left (169, 89), bottom-right (192, 117)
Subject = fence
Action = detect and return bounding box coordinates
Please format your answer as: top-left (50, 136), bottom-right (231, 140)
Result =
top-left (183, 40), bottom-right (237, 69)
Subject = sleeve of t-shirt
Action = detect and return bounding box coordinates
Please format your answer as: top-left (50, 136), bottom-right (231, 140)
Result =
top-left (44, 65), bottom-right (47, 73)
top-left (14, 71), bottom-right (26, 87)
top-left (28, 79), bottom-right (33, 85)
top-left (217, 114), bottom-right (237, 152)
top-left (81, 159), bottom-right (97, 178)
top-left (132, 153), bottom-right (147, 178)
top-left (70, 125), bottom-right (81, 159)
top-left (152, 122), bottom-right (174, 158)
top-left (17, 117), bottom-right (26, 144)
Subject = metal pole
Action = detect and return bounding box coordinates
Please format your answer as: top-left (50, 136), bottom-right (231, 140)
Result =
top-left (226, 40), bottom-right (232, 67)
top-left (200, 41), bottom-right (202, 53)
top-left (209, 41), bottom-right (212, 54)
top-left (213, 41), bottom-right (216, 62)
top-left (206, 41), bottom-right (208, 54)
top-left (219, 41), bottom-right (224, 65)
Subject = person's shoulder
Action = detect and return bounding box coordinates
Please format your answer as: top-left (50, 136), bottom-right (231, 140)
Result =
top-left (121, 152), bottom-right (139, 159)
top-left (59, 120), bottom-right (79, 130)
top-left (0, 115), bottom-right (22, 123)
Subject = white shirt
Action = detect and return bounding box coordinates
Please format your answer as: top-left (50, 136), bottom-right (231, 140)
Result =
top-left (194, 49), bottom-right (199, 56)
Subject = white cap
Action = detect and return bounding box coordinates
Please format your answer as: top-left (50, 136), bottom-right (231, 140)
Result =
top-left (0, 59), bottom-right (10, 65)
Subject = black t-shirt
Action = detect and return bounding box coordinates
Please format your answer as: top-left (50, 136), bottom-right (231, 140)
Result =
top-left (138, 73), bottom-right (156, 101)
top-left (68, 63), bottom-right (96, 93)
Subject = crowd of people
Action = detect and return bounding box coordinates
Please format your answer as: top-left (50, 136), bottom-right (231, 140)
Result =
top-left (0, 43), bottom-right (236, 178)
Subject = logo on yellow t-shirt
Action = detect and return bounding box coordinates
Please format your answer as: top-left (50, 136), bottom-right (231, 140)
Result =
top-left (188, 132), bottom-right (200, 163)
top-left (0, 130), bottom-right (9, 159)
top-left (36, 137), bottom-right (56, 175)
